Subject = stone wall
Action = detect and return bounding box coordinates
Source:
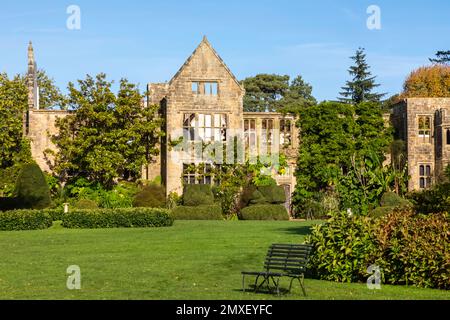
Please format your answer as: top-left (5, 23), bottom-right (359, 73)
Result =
top-left (28, 110), bottom-right (70, 173)
top-left (394, 98), bottom-right (450, 190)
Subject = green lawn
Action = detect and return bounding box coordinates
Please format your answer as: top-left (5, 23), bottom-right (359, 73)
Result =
top-left (0, 220), bottom-right (448, 300)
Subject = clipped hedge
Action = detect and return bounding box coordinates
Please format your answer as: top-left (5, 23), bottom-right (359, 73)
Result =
top-left (239, 205), bottom-right (289, 221)
top-left (258, 185), bottom-right (286, 204)
top-left (183, 185), bottom-right (214, 206)
top-left (0, 210), bottom-right (53, 231)
top-left (133, 184), bottom-right (166, 208)
top-left (370, 192), bottom-right (412, 218)
top-left (61, 208), bottom-right (173, 229)
top-left (171, 205), bottom-right (223, 220)
top-left (15, 163), bottom-right (52, 209)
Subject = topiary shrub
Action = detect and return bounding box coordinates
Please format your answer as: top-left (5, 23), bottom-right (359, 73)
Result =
top-left (0, 209), bottom-right (53, 231)
top-left (249, 190), bottom-right (269, 206)
top-left (133, 184), bottom-right (166, 208)
top-left (183, 184), bottom-right (214, 206)
top-left (14, 163), bottom-right (52, 209)
top-left (380, 192), bottom-right (412, 208)
top-left (61, 208), bottom-right (173, 229)
top-left (258, 185), bottom-right (286, 204)
top-left (239, 205), bottom-right (289, 221)
top-left (171, 205), bottom-right (223, 220)
top-left (73, 199), bottom-right (99, 210)
top-left (370, 192), bottom-right (412, 218)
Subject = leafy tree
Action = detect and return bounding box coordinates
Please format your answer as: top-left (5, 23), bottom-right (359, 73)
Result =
top-left (242, 74), bottom-right (316, 113)
top-left (242, 74), bottom-right (289, 112)
top-left (280, 75), bottom-right (317, 113)
top-left (0, 73), bottom-right (33, 196)
top-left (402, 65), bottom-right (450, 98)
top-left (34, 70), bottom-right (66, 109)
top-left (293, 101), bottom-right (393, 216)
top-left (339, 48), bottom-right (385, 104)
top-left (50, 74), bottom-right (163, 188)
top-left (429, 50), bottom-right (450, 65)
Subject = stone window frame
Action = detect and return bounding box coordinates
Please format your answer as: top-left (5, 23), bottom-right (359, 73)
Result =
top-left (183, 163), bottom-right (214, 185)
top-left (280, 118), bottom-right (293, 147)
top-left (418, 163), bottom-right (433, 189)
top-left (417, 115), bottom-right (432, 143)
top-left (244, 118), bottom-right (257, 156)
top-left (191, 81), bottom-right (219, 96)
top-left (183, 113), bottom-right (228, 143)
top-left (261, 118), bottom-right (275, 154)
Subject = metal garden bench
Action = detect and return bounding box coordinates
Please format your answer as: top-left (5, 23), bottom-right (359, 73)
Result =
top-left (241, 243), bottom-right (313, 296)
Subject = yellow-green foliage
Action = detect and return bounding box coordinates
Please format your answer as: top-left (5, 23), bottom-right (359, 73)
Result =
top-left (403, 65), bottom-right (450, 98)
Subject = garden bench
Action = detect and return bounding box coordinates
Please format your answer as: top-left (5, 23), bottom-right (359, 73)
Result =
top-left (241, 243), bottom-right (313, 296)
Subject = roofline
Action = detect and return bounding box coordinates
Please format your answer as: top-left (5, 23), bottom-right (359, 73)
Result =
top-left (168, 36), bottom-right (245, 92)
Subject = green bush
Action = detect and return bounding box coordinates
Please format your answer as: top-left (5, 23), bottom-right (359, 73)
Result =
top-left (133, 184), bottom-right (166, 208)
top-left (15, 163), bottom-right (52, 209)
top-left (61, 208), bottom-right (173, 229)
top-left (73, 199), bottom-right (99, 210)
top-left (370, 192), bottom-right (412, 218)
top-left (0, 209), bottom-right (53, 231)
top-left (239, 205), bottom-right (289, 221)
top-left (239, 185), bottom-right (258, 208)
top-left (408, 183), bottom-right (450, 214)
top-left (370, 206), bottom-right (395, 218)
top-left (305, 212), bottom-right (376, 283)
top-left (373, 210), bottom-right (450, 290)
top-left (171, 205), bottom-right (223, 220)
top-left (380, 192), bottom-right (411, 208)
top-left (258, 185), bottom-right (286, 204)
top-left (306, 209), bottom-right (450, 289)
top-left (249, 190), bottom-right (268, 205)
top-left (183, 185), bottom-right (214, 206)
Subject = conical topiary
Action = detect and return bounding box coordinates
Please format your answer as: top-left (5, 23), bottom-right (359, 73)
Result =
top-left (14, 163), bottom-right (52, 209)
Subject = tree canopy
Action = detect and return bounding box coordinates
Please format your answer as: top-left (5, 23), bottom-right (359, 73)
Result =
top-left (429, 51), bottom-right (450, 65)
top-left (402, 65), bottom-right (450, 98)
top-left (339, 48), bottom-right (385, 104)
top-left (242, 74), bottom-right (316, 113)
top-left (49, 74), bottom-right (164, 188)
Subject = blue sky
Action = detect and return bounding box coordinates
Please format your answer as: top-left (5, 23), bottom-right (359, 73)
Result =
top-left (0, 0), bottom-right (449, 101)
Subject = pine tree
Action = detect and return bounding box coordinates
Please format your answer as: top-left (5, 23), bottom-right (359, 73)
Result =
top-left (339, 48), bottom-right (385, 104)
top-left (429, 51), bottom-right (450, 65)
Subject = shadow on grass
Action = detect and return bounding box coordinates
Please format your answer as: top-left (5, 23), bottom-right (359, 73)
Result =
top-left (275, 225), bottom-right (313, 236)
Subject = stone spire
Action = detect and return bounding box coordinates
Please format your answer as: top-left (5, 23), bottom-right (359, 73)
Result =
top-left (27, 41), bottom-right (39, 110)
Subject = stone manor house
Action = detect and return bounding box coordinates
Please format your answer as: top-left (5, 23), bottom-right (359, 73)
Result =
top-left (23, 37), bottom-right (450, 213)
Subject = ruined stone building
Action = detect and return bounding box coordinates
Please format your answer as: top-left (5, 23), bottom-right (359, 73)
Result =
top-left (24, 38), bottom-right (449, 212)
top-left (392, 98), bottom-right (450, 190)
top-left (25, 37), bottom-right (298, 212)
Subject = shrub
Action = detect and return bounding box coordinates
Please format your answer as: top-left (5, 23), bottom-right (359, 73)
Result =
top-left (258, 185), bottom-right (286, 204)
top-left (380, 192), bottom-right (412, 208)
top-left (373, 209), bottom-right (450, 290)
top-left (61, 208), bottom-right (173, 229)
top-left (370, 192), bottom-right (412, 218)
top-left (239, 205), bottom-right (289, 221)
top-left (171, 205), bottom-right (223, 220)
top-left (133, 184), bottom-right (166, 208)
top-left (183, 185), bottom-right (214, 206)
top-left (239, 185), bottom-right (258, 208)
top-left (249, 190), bottom-right (269, 206)
top-left (306, 212), bottom-right (376, 283)
top-left (306, 209), bottom-right (450, 289)
top-left (408, 182), bottom-right (450, 214)
top-left (14, 163), bottom-right (52, 209)
top-left (73, 199), bottom-right (99, 210)
top-left (0, 210), bottom-right (53, 231)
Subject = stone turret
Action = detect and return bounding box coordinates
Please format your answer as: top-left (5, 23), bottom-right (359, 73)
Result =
top-left (27, 41), bottom-right (39, 111)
